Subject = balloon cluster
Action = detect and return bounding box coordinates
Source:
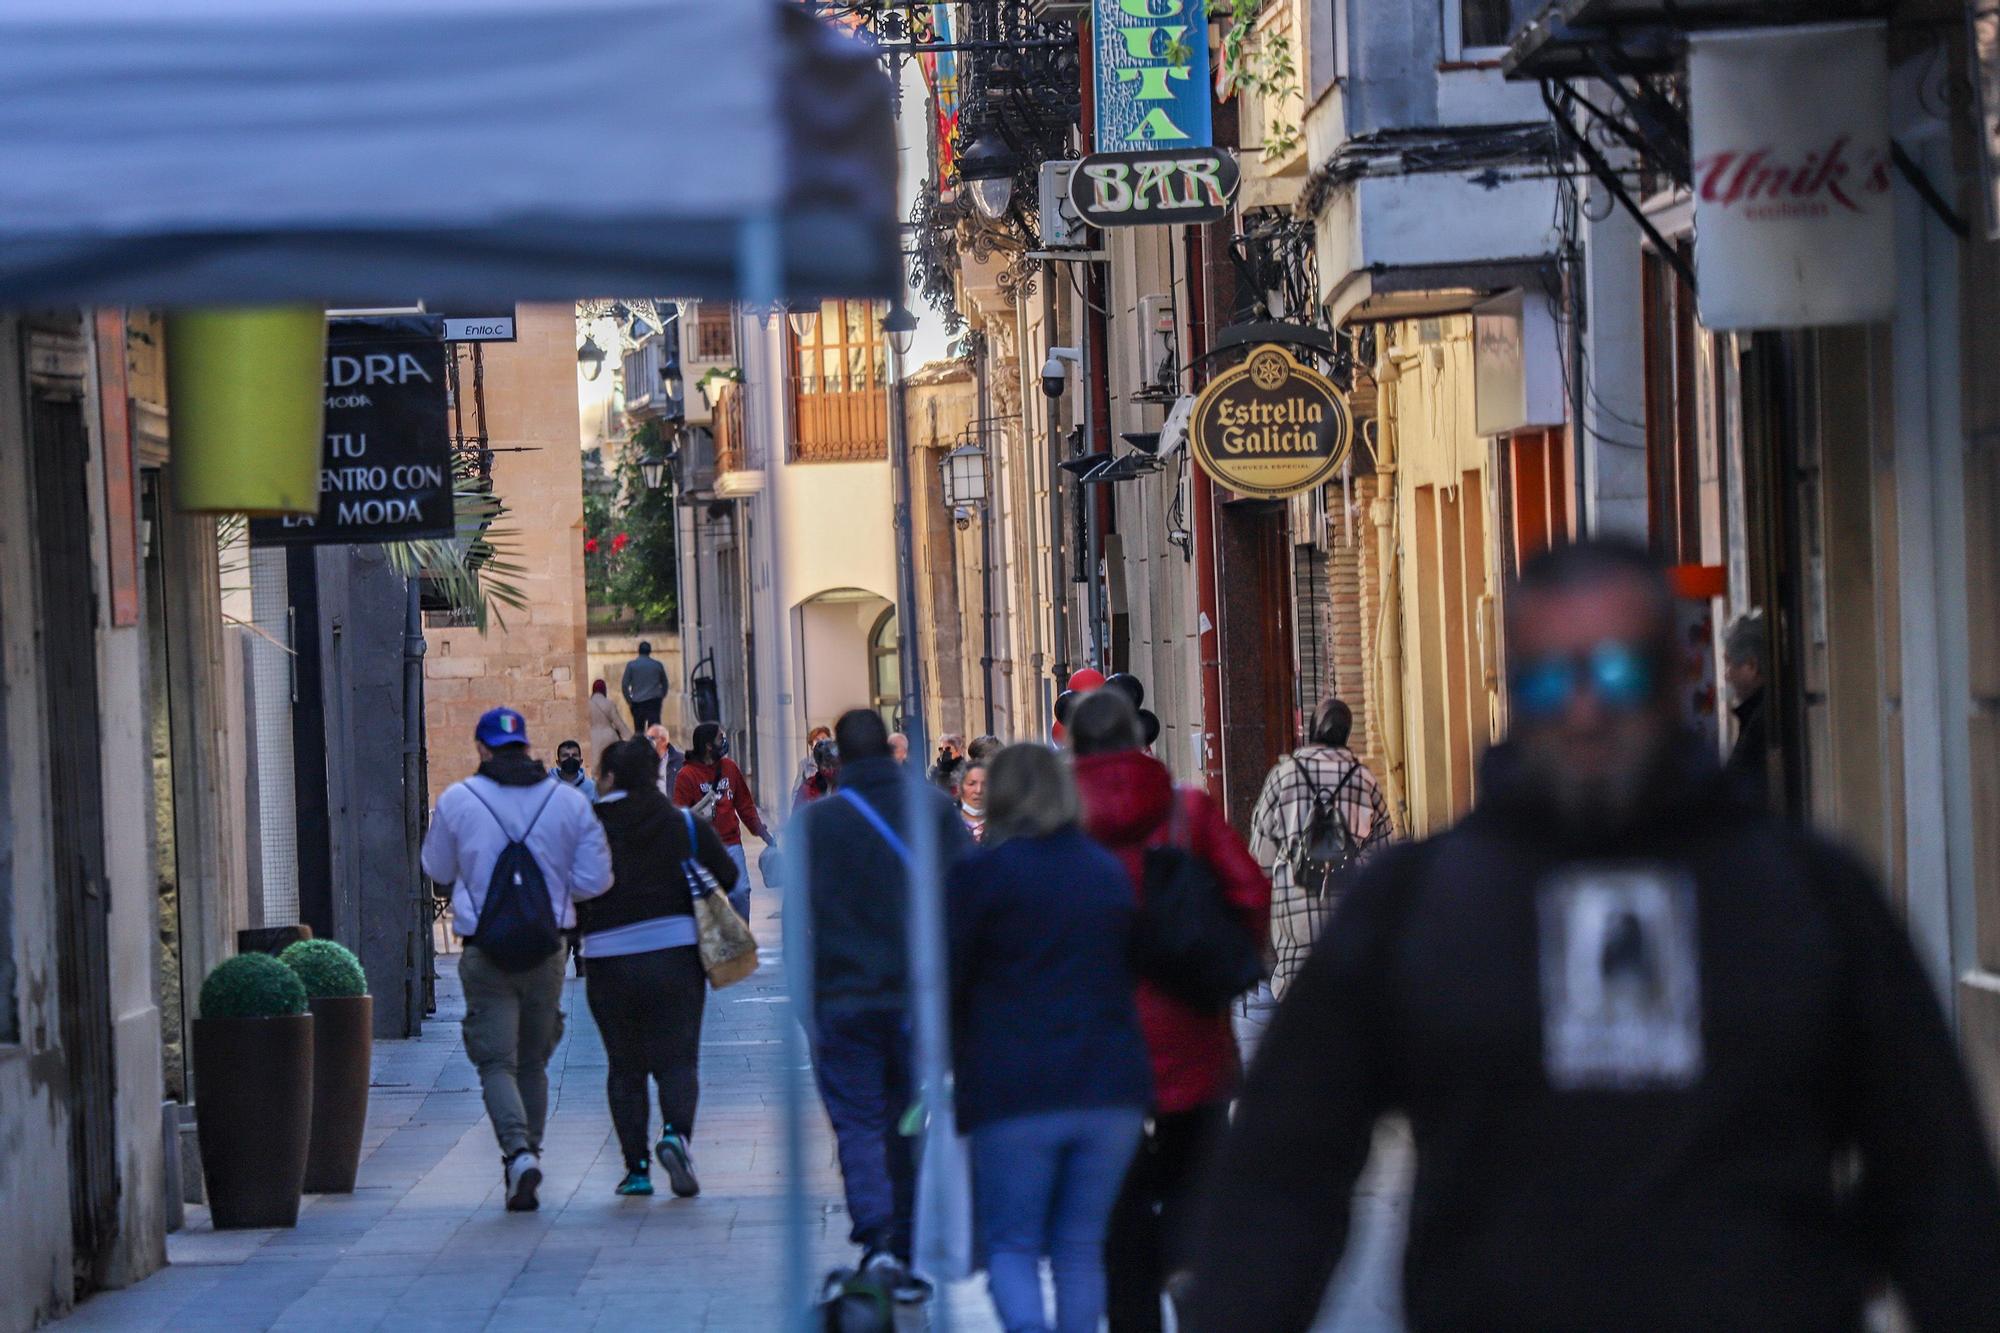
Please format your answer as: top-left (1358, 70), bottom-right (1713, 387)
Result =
top-left (1052, 668), bottom-right (1161, 748)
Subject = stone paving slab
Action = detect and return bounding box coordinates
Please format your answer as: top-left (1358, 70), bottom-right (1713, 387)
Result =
top-left (60, 876), bottom-right (1402, 1332)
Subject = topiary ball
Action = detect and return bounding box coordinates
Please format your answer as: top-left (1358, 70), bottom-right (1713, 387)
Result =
top-left (200, 953), bottom-right (308, 1019)
top-left (279, 939), bottom-right (368, 999)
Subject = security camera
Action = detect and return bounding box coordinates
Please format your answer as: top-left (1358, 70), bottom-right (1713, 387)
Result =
top-left (1041, 353), bottom-right (1068, 399)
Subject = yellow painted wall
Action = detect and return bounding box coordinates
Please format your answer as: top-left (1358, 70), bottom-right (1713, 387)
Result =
top-left (1379, 317), bottom-right (1502, 837)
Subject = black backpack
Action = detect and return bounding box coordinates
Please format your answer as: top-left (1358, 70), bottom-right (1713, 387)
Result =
top-left (466, 783), bottom-right (564, 972)
top-left (1290, 756), bottom-right (1365, 907)
top-left (1131, 790), bottom-right (1263, 1012)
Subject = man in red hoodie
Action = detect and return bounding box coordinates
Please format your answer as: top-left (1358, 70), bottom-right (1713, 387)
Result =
top-left (672, 721), bottom-right (773, 926)
top-left (1069, 689), bottom-right (1270, 1333)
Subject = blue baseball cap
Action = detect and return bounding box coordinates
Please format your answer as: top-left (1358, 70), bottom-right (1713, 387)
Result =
top-left (475, 706), bottom-right (529, 749)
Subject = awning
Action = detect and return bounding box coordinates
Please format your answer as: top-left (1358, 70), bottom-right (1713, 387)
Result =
top-left (0, 0), bottom-right (899, 306)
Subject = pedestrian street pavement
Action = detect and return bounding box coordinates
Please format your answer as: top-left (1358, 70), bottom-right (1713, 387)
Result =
top-left (58, 873), bottom-right (1404, 1332)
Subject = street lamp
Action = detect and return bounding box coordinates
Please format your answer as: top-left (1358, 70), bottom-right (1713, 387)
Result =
top-left (639, 454), bottom-right (668, 492)
top-left (939, 442), bottom-right (988, 508)
top-left (958, 129), bottom-right (1020, 222)
top-left (577, 334), bottom-right (607, 382)
top-left (881, 303), bottom-right (919, 358)
top-left (787, 302), bottom-right (821, 341)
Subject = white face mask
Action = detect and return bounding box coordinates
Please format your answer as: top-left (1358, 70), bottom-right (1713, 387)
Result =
top-left (961, 799), bottom-right (983, 818)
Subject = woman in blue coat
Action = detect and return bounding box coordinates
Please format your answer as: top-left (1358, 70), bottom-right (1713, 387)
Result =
top-left (948, 743), bottom-right (1153, 1333)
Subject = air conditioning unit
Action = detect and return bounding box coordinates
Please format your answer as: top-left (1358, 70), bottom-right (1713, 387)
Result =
top-left (1134, 294), bottom-right (1178, 403)
top-left (1038, 161), bottom-right (1091, 251)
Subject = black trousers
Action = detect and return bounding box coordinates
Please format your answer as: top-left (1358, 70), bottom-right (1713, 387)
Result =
top-left (583, 944), bottom-right (706, 1172)
top-left (1105, 1101), bottom-right (1229, 1333)
top-left (629, 697), bottom-right (663, 733)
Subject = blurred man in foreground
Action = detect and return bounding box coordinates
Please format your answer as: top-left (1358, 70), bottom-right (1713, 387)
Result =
top-left (1185, 539), bottom-right (2000, 1331)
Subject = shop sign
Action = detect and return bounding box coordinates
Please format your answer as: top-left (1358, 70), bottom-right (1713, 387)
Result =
top-left (1188, 344), bottom-right (1351, 500)
top-left (1092, 0), bottom-right (1211, 149)
top-left (1688, 22), bottom-right (1893, 329)
top-left (1068, 148), bottom-right (1238, 227)
top-left (251, 315), bottom-right (455, 546)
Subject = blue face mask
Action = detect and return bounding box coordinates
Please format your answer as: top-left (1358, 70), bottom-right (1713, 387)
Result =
top-left (1509, 641), bottom-right (1659, 720)
top-left (715, 735), bottom-right (730, 760)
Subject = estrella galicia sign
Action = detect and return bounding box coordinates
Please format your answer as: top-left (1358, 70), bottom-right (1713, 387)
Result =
top-left (1067, 148), bottom-right (1240, 228)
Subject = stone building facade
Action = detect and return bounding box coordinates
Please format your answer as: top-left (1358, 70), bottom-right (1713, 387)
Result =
top-left (423, 303), bottom-right (592, 779)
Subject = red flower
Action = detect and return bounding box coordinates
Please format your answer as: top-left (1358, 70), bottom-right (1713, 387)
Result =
top-left (611, 531), bottom-right (631, 554)
top-left (584, 536), bottom-right (599, 555)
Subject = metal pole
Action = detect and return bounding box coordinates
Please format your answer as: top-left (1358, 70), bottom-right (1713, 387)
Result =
top-left (1044, 267), bottom-right (1072, 697)
top-left (973, 346), bottom-right (998, 735)
top-left (889, 349), bottom-right (931, 760)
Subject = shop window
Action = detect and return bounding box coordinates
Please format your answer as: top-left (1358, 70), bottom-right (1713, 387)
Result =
top-left (792, 300), bottom-right (889, 463)
top-left (1642, 245), bottom-right (1703, 565)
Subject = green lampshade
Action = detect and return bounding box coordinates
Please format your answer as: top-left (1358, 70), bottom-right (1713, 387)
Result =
top-left (167, 307), bottom-right (327, 515)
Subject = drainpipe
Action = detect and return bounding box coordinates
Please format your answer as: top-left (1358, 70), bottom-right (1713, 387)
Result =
top-left (1184, 224), bottom-right (1225, 801)
top-left (974, 342), bottom-right (998, 735)
top-left (400, 573), bottom-right (427, 1036)
top-left (1370, 352), bottom-right (1408, 828)
top-left (1044, 272), bottom-right (1072, 699)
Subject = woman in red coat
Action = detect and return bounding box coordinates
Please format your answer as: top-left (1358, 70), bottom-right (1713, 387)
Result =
top-left (1067, 690), bottom-right (1270, 1333)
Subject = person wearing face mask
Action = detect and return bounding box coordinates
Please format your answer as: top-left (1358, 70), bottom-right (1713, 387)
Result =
top-left (957, 759), bottom-right (988, 843)
top-left (551, 739), bottom-right (597, 803)
top-left (672, 721), bottom-right (772, 927)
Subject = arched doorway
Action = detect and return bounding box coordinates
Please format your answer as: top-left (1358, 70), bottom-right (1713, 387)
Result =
top-left (795, 588), bottom-right (896, 732)
top-left (867, 605), bottom-right (899, 728)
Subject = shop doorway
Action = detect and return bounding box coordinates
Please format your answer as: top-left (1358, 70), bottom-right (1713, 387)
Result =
top-left (28, 337), bottom-right (120, 1292)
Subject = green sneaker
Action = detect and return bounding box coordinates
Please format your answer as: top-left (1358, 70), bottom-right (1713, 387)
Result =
top-left (615, 1168), bottom-right (653, 1197)
top-left (655, 1130), bottom-right (700, 1198)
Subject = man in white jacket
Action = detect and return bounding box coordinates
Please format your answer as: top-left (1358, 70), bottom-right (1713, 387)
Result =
top-left (422, 706), bottom-right (613, 1211)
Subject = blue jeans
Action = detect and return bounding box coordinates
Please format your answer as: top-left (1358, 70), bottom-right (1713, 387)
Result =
top-left (725, 842), bottom-right (752, 925)
top-left (971, 1106), bottom-right (1145, 1333)
top-left (813, 1010), bottom-right (916, 1258)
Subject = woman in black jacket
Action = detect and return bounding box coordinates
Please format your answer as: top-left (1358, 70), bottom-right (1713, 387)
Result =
top-left (582, 738), bottom-right (738, 1198)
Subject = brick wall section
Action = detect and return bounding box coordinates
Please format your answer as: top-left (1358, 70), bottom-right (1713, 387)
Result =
top-left (422, 304), bottom-right (592, 784)
top-left (1326, 472), bottom-right (1383, 779)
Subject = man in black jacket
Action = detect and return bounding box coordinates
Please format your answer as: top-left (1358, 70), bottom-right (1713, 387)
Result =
top-left (1185, 539), bottom-right (2000, 1332)
top-left (790, 708), bottom-right (971, 1299)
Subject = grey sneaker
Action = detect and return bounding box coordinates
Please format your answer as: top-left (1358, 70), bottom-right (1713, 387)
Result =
top-left (504, 1151), bottom-right (542, 1212)
top-left (655, 1130), bottom-right (700, 1198)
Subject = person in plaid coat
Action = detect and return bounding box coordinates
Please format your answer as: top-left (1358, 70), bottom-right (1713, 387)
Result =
top-left (1249, 697), bottom-right (1392, 999)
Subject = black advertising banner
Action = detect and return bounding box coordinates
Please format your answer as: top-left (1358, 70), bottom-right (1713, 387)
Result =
top-left (251, 315), bottom-right (455, 547)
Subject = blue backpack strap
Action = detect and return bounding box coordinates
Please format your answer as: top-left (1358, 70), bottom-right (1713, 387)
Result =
top-left (838, 789), bottom-right (913, 866)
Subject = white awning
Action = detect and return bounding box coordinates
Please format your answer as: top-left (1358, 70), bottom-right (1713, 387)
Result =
top-left (0, 0), bottom-right (899, 306)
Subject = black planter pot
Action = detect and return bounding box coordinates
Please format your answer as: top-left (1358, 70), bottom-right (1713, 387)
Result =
top-left (192, 1013), bottom-right (313, 1229)
top-left (302, 994), bottom-right (372, 1194)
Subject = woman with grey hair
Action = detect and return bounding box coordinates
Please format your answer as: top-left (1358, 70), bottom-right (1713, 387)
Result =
top-left (947, 743), bottom-right (1152, 1333)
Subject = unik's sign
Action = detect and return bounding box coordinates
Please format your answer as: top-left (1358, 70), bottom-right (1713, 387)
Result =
top-left (251, 315), bottom-right (456, 547)
top-left (1188, 345), bottom-right (1351, 500)
top-left (1069, 148), bottom-right (1239, 227)
top-left (1092, 0), bottom-right (1212, 149)
top-left (1688, 22), bottom-right (1893, 329)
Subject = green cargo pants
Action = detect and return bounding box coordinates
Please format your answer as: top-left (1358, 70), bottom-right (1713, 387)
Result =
top-left (459, 945), bottom-right (568, 1160)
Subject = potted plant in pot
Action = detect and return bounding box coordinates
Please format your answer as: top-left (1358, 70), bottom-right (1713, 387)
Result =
top-left (280, 940), bottom-right (372, 1194)
top-left (192, 953), bottom-right (313, 1228)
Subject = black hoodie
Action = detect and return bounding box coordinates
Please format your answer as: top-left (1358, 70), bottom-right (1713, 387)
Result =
top-left (1186, 740), bottom-right (2000, 1333)
top-left (578, 787), bottom-right (739, 937)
